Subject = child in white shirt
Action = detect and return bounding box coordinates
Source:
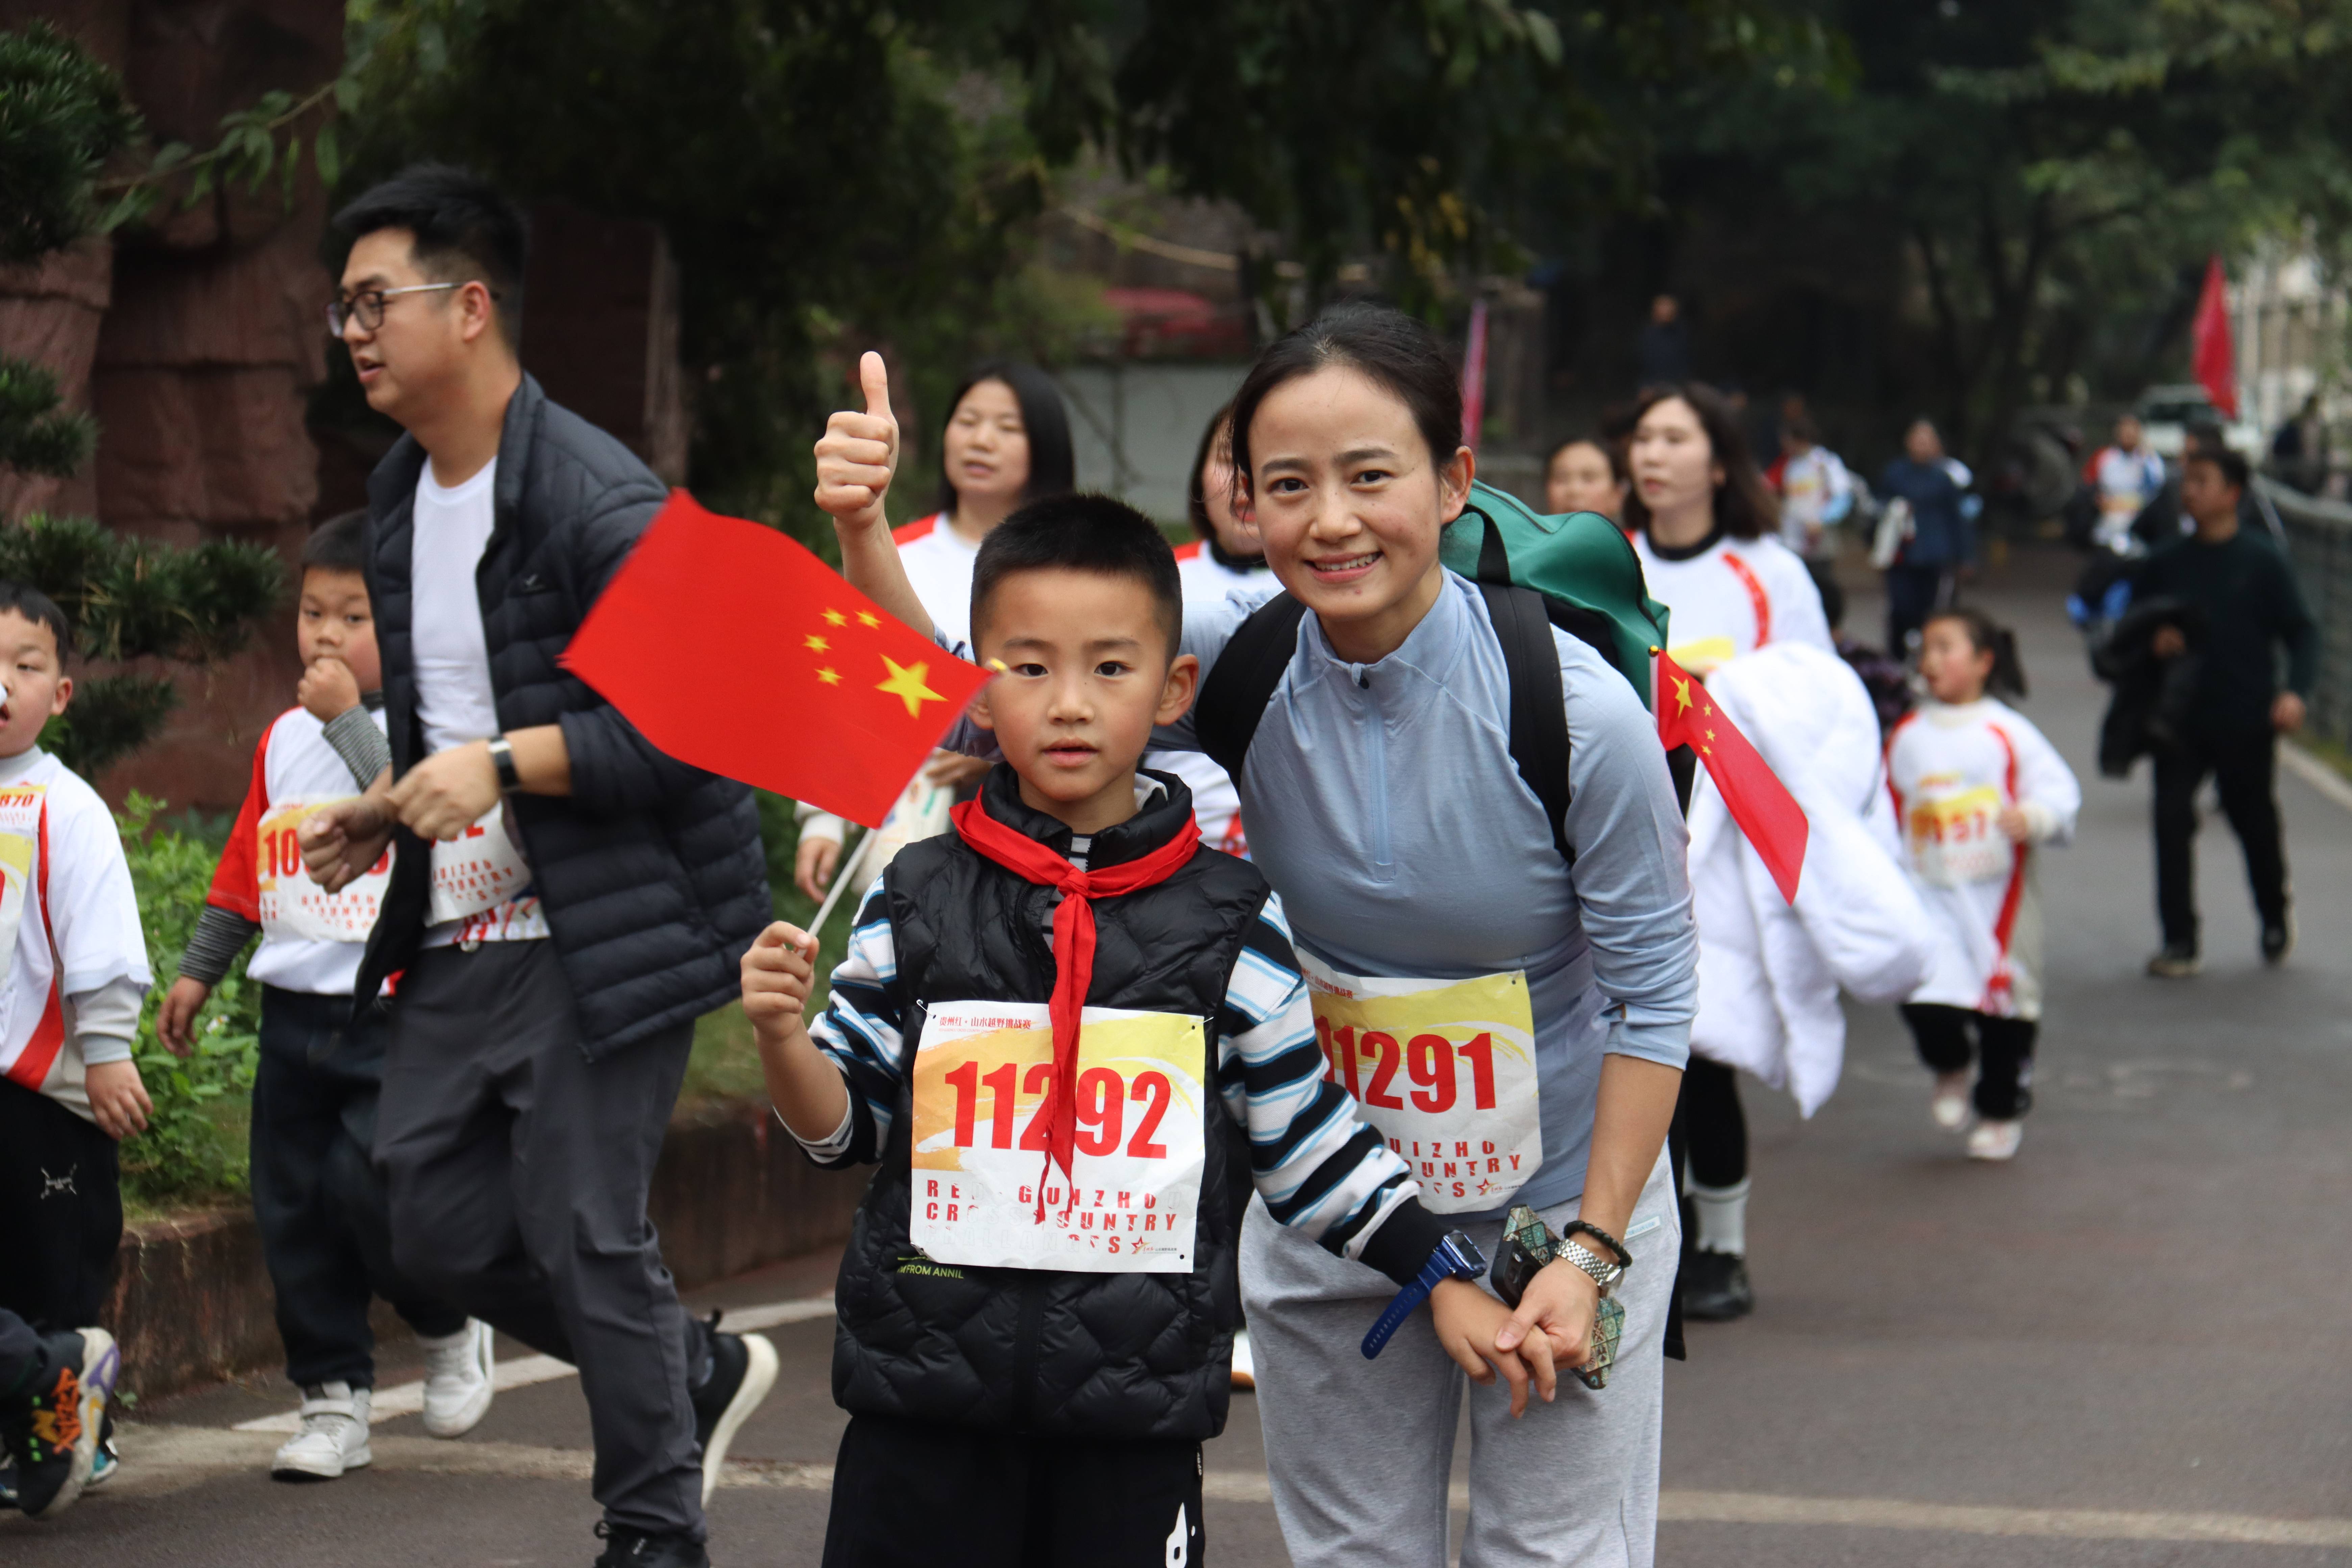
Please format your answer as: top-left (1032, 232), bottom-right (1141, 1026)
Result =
top-left (1886, 608), bottom-right (2081, 1161)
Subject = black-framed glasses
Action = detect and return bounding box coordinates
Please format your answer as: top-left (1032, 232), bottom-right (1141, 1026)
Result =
top-left (327, 281), bottom-right (481, 337)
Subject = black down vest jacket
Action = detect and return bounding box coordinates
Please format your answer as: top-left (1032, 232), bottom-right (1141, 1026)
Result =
top-left (833, 769), bottom-right (1269, 1441)
top-left (354, 374), bottom-right (770, 1057)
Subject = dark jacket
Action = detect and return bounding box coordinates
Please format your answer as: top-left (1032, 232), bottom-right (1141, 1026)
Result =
top-left (2092, 596), bottom-right (2208, 778)
top-left (355, 373), bottom-right (770, 1058)
top-left (1877, 458), bottom-right (1975, 569)
top-left (831, 769), bottom-right (1270, 1441)
top-left (2129, 529), bottom-right (2320, 734)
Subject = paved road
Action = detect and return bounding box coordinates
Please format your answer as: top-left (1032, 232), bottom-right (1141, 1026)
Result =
top-left (8, 548), bottom-right (2349, 1565)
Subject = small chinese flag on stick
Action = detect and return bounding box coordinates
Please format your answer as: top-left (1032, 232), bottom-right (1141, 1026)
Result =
top-left (562, 491), bottom-right (990, 827)
top-left (1655, 647), bottom-right (1809, 903)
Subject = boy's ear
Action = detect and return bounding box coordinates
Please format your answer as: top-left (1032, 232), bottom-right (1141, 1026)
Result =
top-left (49, 673), bottom-right (71, 716)
top-left (965, 676), bottom-right (997, 733)
top-left (1154, 652), bottom-right (1200, 729)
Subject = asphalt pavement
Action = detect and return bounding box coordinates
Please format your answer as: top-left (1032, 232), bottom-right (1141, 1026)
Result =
top-left (7, 547), bottom-right (2348, 1565)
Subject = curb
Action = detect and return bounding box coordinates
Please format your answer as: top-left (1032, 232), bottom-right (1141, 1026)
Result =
top-left (2280, 740), bottom-right (2352, 814)
top-left (102, 1099), bottom-right (867, 1401)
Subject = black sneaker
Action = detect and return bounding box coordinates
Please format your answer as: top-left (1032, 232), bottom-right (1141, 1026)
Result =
top-left (1682, 1250), bottom-right (1756, 1322)
top-left (687, 1312), bottom-right (777, 1505)
top-left (2261, 918), bottom-right (2294, 965)
top-left (592, 1521), bottom-right (710, 1567)
top-left (2, 1327), bottom-right (118, 1520)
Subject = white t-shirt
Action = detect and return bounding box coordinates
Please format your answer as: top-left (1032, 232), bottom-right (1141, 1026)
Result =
top-left (0, 749), bottom-right (151, 1121)
top-left (893, 513), bottom-right (982, 648)
top-left (1148, 542), bottom-right (1276, 857)
top-left (1631, 530), bottom-right (1834, 676)
top-left (411, 459), bottom-right (547, 945)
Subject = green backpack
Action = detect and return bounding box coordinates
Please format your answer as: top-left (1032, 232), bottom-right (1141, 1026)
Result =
top-left (1438, 480), bottom-right (1670, 710)
top-left (1192, 481), bottom-right (1672, 866)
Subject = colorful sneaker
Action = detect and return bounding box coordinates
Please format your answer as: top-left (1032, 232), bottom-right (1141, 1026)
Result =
top-left (1930, 1072), bottom-right (1973, 1130)
top-left (3, 1327), bottom-right (117, 1520)
top-left (1966, 1119), bottom-right (2024, 1161)
top-left (270, 1383), bottom-right (372, 1481)
top-left (687, 1313), bottom-right (776, 1504)
top-left (418, 1319), bottom-right (495, 1439)
top-left (81, 1412), bottom-right (119, 1490)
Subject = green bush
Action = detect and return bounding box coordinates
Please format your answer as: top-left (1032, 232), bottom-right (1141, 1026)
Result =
top-left (115, 792), bottom-right (260, 1206)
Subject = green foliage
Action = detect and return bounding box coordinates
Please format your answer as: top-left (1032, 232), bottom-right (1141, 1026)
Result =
top-left (114, 794), bottom-right (262, 1207)
top-left (0, 515), bottom-right (286, 777)
top-left (0, 359), bottom-right (95, 479)
top-left (0, 22), bottom-right (141, 263)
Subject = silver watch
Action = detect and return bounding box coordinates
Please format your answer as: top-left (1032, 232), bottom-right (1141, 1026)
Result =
top-left (1559, 1238), bottom-right (1624, 1295)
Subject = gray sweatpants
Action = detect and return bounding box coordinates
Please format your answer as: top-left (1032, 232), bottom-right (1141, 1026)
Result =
top-left (1242, 1150), bottom-right (1679, 1568)
top-left (374, 942), bottom-right (704, 1542)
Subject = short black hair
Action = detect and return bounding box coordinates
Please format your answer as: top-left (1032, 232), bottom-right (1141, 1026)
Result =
top-left (970, 494), bottom-right (1183, 659)
top-left (931, 361), bottom-right (1076, 514)
top-left (2185, 445), bottom-right (2250, 493)
top-left (0, 581), bottom-right (71, 661)
top-left (1231, 303), bottom-right (1461, 495)
top-left (301, 510), bottom-right (369, 575)
top-left (333, 163), bottom-right (528, 348)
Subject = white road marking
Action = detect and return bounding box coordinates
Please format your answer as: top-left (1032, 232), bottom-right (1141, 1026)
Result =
top-left (102, 1423), bottom-right (2352, 1546)
top-left (231, 1296), bottom-right (836, 1434)
top-left (2281, 740), bottom-right (2352, 815)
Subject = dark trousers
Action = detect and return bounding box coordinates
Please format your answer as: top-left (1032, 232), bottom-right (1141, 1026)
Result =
top-left (1883, 563), bottom-right (1954, 654)
top-left (374, 942), bottom-right (703, 1542)
top-left (824, 1411), bottom-right (1206, 1568)
top-left (0, 1079), bottom-right (120, 1333)
top-left (2153, 731), bottom-right (2289, 950)
top-left (1903, 1003), bottom-right (2037, 1119)
top-left (252, 986), bottom-right (464, 1390)
top-left (0, 1308), bottom-right (36, 1396)
top-left (1681, 1056), bottom-right (1747, 1189)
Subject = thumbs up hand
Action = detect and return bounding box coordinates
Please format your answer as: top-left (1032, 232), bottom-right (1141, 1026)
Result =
top-left (816, 350), bottom-right (900, 534)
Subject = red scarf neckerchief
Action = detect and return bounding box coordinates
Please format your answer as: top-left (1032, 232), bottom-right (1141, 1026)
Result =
top-left (950, 791), bottom-right (1200, 1214)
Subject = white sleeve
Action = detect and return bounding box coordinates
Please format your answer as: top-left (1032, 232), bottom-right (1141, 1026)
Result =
top-left (1767, 545), bottom-right (1836, 654)
top-left (52, 783), bottom-right (152, 1000)
top-left (2006, 714), bottom-right (2081, 848)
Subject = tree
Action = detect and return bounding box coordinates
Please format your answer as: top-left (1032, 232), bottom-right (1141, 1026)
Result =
top-left (0, 22), bottom-right (283, 779)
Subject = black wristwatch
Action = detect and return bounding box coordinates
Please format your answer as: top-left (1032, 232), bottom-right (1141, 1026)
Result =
top-left (487, 733), bottom-right (521, 792)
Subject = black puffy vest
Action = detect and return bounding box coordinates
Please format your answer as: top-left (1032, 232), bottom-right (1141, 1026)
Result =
top-left (832, 769), bottom-right (1269, 1441)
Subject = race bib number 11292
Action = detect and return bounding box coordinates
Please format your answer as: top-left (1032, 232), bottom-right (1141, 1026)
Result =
top-left (908, 1002), bottom-right (1206, 1274)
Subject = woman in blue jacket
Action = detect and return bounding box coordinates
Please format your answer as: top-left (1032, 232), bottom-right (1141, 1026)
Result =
top-left (1878, 417), bottom-right (1978, 655)
top-left (819, 305), bottom-right (1698, 1568)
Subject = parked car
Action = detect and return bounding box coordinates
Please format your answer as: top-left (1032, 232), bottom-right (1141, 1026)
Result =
top-left (2133, 384), bottom-right (2262, 458)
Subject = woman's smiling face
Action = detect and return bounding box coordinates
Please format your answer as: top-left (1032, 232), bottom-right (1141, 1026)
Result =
top-left (1246, 364), bottom-right (1471, 662)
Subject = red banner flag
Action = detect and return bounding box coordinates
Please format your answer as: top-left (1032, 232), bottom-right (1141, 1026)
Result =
top-left (561, 491), bottom-right (990, 827)
top-left (1655, 647), bottom-right (1808, 903)
top-left (2191, 255), bottom-right (2237, 420)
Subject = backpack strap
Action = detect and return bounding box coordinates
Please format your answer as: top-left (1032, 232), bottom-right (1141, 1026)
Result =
top-left (1194, 594), bottom-right (1308, 781)
top-left (1474, 581), bottom-right (1574, 866)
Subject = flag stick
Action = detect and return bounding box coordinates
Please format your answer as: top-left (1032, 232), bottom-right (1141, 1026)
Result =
top-left (809, 823), bottom-right (867, 937)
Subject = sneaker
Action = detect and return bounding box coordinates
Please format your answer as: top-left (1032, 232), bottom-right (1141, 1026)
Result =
top-left (2261, 917), bottom-right (2294, 965)
top-left (593, 1521), bottom-right (712, 1567)
top-left (2146, 945), bottom-right (2201, 978)
top-left (687, 1313), bottom-right (777, 1505)
top-left (418, 1319), bottom-right (495, 1438)
top-left (3, 1326), bottom-right (117, 1520)
top-left (1966, 1119), bottom-right (2024, 1161)
top-left (1930, 1072), bottom-right (1973, 1130)
top-left (82, 1411), bottom-right (118, 1490)
top-left (270, 1383), bottom-right (372, 1481)
top-left (1230, 1328), bottom-right (1256, 1392)
top-left (1681, 1249), bottom-right (1755, 1322)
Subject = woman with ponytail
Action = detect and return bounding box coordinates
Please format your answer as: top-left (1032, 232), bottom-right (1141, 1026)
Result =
top-left (1887, 608), bottom-right (2080, 1162)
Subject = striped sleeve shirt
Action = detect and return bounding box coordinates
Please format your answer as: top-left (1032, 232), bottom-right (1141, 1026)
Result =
top-left (794, 880), bottom-right (1427, 1267)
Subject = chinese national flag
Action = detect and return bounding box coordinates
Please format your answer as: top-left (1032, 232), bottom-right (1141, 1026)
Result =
top-left (561, 491), bottom-right (990, 827)
top-left (1655, 647), bottom-right (1809, 904)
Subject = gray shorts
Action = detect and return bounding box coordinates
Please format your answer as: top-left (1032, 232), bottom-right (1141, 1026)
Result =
top-left (1241, 1151), bottom-right (1679, 1567)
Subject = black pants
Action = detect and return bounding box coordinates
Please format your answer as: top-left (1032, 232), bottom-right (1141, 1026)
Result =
top-left (1883, 563), bottom-right (1954, 655)
top-left (374, 942), bottom-right (703, 1542)
top-left (253, 986), bottom-right (464, 1389)
top-left (823, 1411), bottom-right (1206, 1568)
top-left (1903, 1003), bottom-right (2037, 1120)
top-left (2153, 731), bottom-right (2289, 951)
top-left (0, 1308), bottom-right (36, 1396)
top-left (0, 1080), bottom-right (119, 1333)
top-left (1681, 1057), bottom-right (1747, 1189)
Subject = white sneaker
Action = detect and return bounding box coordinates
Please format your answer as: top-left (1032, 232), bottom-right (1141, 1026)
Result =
top-left (271, 1383), bottom-right (372, 1481)
top-left (1931, 1073), bottom-right (1973, 1130)
top-left (1966, 1119), bottom-right (2024, 1162)
top-left (418, 1319), bottom-right (495, 1439)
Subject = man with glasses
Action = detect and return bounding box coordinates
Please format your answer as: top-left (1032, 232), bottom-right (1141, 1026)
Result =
top-left (299, 164), bottom-right (773, 1568)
